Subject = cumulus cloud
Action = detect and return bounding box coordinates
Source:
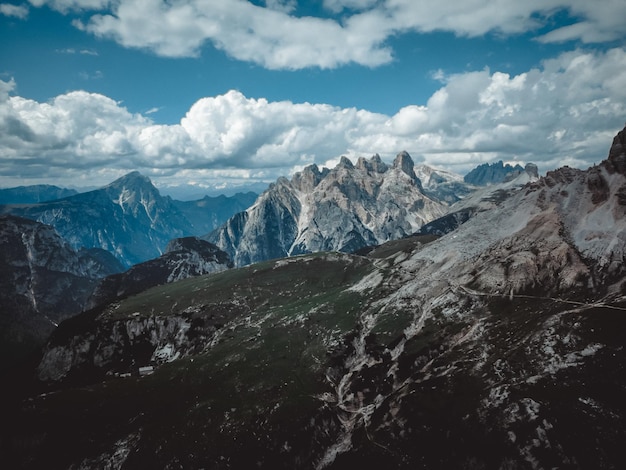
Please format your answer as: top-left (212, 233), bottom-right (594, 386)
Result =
top-left (24, 0), bottom-right (626, 69)
top-left (0, 3), bottom-right (29, 18)
top-left (1, 47), bottom-right (625, 188)
top-left (72, 0), bottom-right (393, 68)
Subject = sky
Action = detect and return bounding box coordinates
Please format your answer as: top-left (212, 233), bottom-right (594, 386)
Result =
top-left (1, 0), bottom-right (625, 197)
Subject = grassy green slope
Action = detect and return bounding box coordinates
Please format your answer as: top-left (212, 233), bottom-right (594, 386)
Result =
top-left (7, 252), bottom-right (385, 469)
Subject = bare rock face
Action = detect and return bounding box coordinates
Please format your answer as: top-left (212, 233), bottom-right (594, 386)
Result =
top-left (606, 125), bottom-right (626, 174)
top-left (587, 167), bottom-right (610, 204)
top-left (207, 152), bottom-right (448, 267)
top-left (0, 215), bottom-right (123, 367)
top-left (525, 162), bottom-right (539, 178)
top-left (392, 150), bottom-right (418, 181)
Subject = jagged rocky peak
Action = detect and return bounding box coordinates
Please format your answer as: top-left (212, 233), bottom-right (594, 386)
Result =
top-left (207, 148), bottom-right (447, 267)
top-left (336, 155), bottom-right (355, 170)
top-left (165, 236), bottom-right (222, 255)
top-left (291, 164), bottom-right (328, 192)
top-left (605, 125), bottom-right (626, 174)
top-left (102, 171), bottom-right (165, 216)
top-left (464, 160), bottom-right (525, 185)
top-left (106, 170), bottom-right (153, 189)
top-left (356, 154), bottom-right (389, 173)
top-left (525, 162), bottom-right (539, 178)
top-left (392, 150), bottom-right (417, 178)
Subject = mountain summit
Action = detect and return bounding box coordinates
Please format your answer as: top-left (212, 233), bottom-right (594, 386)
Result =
top-left (207, 152), bottom-right (448, 266)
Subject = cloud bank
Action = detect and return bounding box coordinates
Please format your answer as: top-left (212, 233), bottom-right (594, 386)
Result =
top-left (25, 0), bottom-right (626, 69)
top-left (1, 47), bottom-right (625, 189)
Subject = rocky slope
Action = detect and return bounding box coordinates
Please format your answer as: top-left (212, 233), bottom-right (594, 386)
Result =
top-left (415, 163), bottom-right (474, 203)
top-left (3, 127), bottom-right (625, 469)
top-left (417, 162), bottom-right (540, 236)
top-left (0, 215), bottom-right (123, 369)
top-left (207, 152), bottom-right (448, 267)
top-left (87, 237), bottom-right (232, 310)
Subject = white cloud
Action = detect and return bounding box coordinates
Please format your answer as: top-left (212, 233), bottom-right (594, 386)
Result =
top-left (0, 3), bottom-right (29, 18)
top-left (56, 47), bottom-right (99, 55)
top-left (28, 0), bottom-right (110, 12)
top-left (78, 70), bottom-right (103, 80)
top-left (323, 0), bottom-right (379, 13)
top-left (1, 47), bottom-right (625, 188)
top-left (263, 0), bottom-right (296, 14)
top-left (536, 0), bottom-right (626, 44)
top-left (25, 0), bottom-right (626, 69)
top-left (73, 0), bottom-right (393, 68)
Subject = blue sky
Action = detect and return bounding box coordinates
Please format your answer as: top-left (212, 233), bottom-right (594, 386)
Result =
top-left (1, 0), bottom-right (625, 196)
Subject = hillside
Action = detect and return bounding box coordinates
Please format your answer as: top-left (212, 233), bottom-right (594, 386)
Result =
top-left (87, 237), bottom-right (232, 310)
top-left (0, 215), bottom-right (123, 370)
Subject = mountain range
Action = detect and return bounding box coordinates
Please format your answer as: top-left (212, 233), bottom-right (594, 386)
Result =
top-left (0, 157), bottom-right (509, 271)
top-left (0, 173), bottom-right (256, 268)
top-left (207, 152), bottom-right (449, 267)
top-left (3, 126), bottom-right (625, 469)
top-left (0, 153), bottom-right (479, 366)
top-left (464, 160), bottom-right (526, 186)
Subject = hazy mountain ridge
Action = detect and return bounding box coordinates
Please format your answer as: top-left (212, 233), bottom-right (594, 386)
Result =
top-left (208, 152), bottom-right (449, 267)
top-left (172, 192), bottom-right (258, 234)
top-left (10, 127), bottom-right (626, 469)
top-left (0, 172), bottom-right (191, 267)
top-left (464, 160), bottom-right (526, 185)
top-left (0, 184), bottom-right (78, 204)
top-left (0, 173), bottom-right (256, 268)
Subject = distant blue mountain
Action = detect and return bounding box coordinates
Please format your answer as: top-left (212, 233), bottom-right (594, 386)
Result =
top-left (173, 192), bottom-right (258, 235)
top-left (464, 160), bottom-right (525, 185)
top-left (0, 172), bottom-right (192, 267)
top-left (0, 173), bottom-right (259, 268)
top-left (0, 184), bottom-right (78, 204)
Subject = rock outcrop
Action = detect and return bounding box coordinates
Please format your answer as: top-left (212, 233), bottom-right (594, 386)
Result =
top-left (0, 215), bottom-right (123, 367)
top-left (87, 237), bottom-right (232, 309)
